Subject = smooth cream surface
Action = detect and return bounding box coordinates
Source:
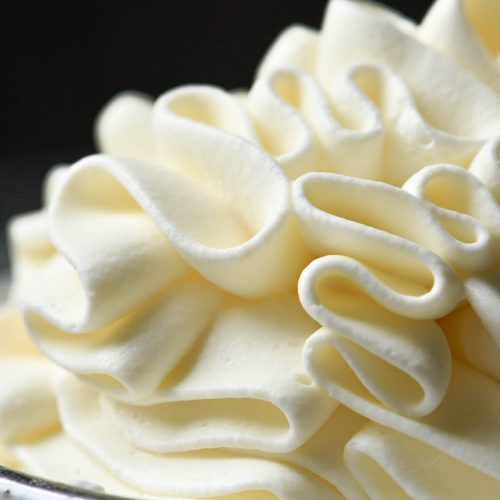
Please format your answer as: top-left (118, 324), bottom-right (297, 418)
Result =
top-left (1, 0), bottom-right (500, 498)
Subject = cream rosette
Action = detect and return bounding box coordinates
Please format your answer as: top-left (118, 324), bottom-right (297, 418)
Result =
top-left (1, 0), bottom-right (500, 498)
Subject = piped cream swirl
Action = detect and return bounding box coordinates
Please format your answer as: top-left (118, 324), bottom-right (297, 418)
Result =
top-left (1, 0), bottom-right (500, 498)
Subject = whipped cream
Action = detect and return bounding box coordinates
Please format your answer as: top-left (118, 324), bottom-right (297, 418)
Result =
top-left (1, 0), bottom-right (500, 498)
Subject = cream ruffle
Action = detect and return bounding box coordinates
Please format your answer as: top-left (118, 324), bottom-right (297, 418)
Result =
top-left (2, 0), bottom-right (500, 498)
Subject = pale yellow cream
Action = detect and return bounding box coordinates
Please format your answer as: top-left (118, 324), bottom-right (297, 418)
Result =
top-left (1, 0), bottom-right (500, 498)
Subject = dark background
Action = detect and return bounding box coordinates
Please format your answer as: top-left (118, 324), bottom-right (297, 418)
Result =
top-left (0, 0), bottom-right (433, 268)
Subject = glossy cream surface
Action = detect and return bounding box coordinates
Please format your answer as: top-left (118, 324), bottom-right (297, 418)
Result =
top-left (1, 0), bottom-right (500, 498)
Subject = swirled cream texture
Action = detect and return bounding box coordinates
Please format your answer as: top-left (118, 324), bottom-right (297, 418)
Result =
top-left (2, 0), bottom-right (500, 498)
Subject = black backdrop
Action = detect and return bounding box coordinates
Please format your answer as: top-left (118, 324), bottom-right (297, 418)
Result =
top-left (0, 0), bottom-right (433, 268)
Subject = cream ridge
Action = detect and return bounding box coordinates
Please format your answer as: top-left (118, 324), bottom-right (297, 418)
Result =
top-left (1, 0), bottom-right (500, 498)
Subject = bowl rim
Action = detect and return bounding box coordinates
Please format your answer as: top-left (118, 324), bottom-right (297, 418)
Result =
top-left (0, 465), bottom-right (131, 500)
